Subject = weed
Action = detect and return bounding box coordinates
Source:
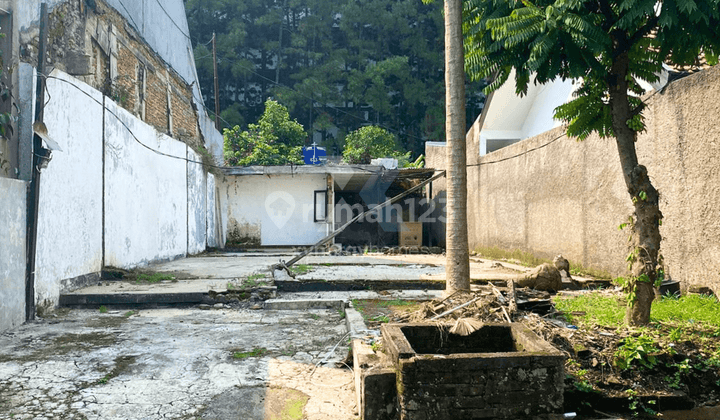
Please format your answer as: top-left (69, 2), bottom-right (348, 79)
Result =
top-left (668, 327), bottom-right (683, 342)
top-left (371, 315), bottom-right (390, 324)
top-left (99, 306), bottom-right (108, 313)
top-left (136, 272), bottom-right (175, 283)
top-left (308, 313), bottom-right (320, 320)
top-left (248, 273), bottom-right (266, 282)
top-left (233, 347), bottom-right (268, 359)
top-left (338, 308), bottom-right (346, 319)
top-left (123, 310), bottom-right (137, 318)
top-left (290, 264), bottom-right (312, 275)
top-left (574, 379), bottom-right (595, 393)
top-left (227, 282), bottom-right (236, 290)
top-left (97, 374), bottom-right (110, 384)
top-left (371, 341), bottom-right (383, 352)
top-left (615, 334), bottom-right (660, 371)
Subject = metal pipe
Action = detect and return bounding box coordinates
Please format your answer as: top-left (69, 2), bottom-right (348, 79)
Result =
top-left (275, 170), bottom-right (446, 270)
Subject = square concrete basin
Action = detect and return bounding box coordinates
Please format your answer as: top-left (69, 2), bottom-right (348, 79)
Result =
top-left (381, 322), bottom-right (565, 419)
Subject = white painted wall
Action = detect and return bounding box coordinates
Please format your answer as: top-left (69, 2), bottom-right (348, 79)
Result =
top-left (477, 69), bottom-right (577, 155)
top-left (520, 78), bottom-right (576, 139)
top-left (35, 71), bottom-right (104, 307)
top-left (104, 99), bottom-right (189, 268)
top-left (188, 148), bottom-right (207, 255)
top-left (0, 177), bottom-right (27, 333)
top-left (222, 174), bottom-right (330, 246)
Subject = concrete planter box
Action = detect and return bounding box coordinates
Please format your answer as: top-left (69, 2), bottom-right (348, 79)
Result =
top-left (381, 322), bottom-right (565, 420)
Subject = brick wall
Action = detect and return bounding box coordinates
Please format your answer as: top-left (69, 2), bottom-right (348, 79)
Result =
top-left (22, 0), bottom-right (202, 151)
top-left (145, 70), bottom-right (169, 133)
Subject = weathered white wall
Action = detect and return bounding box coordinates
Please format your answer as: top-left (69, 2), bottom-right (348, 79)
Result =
top-left (35, 71), bottom-right (104, 308)
top-left (222, 174), bottom-right (330, 246)
top-left (0, 177), bottom-right (27, 333)
top-left (104, 99), bottom-right (189, 268)
top-left (206, 173), bottom-right (220, 248)
top-left (187, 149), bottom-right (207, 255)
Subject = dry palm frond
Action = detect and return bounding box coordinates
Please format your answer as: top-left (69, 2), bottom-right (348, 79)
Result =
top-left (449, 317), bottom-right (484, 336)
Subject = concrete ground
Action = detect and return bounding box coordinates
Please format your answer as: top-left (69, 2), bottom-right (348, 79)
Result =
top-left (3, 252), bottom-right (597, 420)
top-left (0, 308), bottom-right (356, 420)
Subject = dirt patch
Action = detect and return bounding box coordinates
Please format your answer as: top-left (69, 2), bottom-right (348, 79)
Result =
top-left (95, 355), bottom-right (137, 385)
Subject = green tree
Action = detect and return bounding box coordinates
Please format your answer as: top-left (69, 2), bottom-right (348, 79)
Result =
top-left (185, 0), bottom-right (485, 159)
top-left (342, 126), bottom-right (406, 164)
top-left (463, 0), bottom-right (719, 325)
top-left (224, 99), bottom-right (306, 166)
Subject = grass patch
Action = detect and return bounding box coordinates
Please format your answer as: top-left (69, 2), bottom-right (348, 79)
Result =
top-left (123, 310), bottom-right (137, 318)
top-left (232, 347), bottom-right (268, 359)
top-left (99, 305), bottom-right (108, 313)
top-left (248, 273), bottom-right (266, 281)
top-left (136, 272), bottom-right (175, 283)
top-left (474, 246), bottom-right (612, 279)
top-left (289, 264), bottom-right (313, 275)
top-left (652, 294), bottom-right (720, 324)
top-left (554, 292), bottom-right (720, 328)
top-left (474, 246), bottom-right (552, 267)
top-left (554, 293), bottom-right (624, 327)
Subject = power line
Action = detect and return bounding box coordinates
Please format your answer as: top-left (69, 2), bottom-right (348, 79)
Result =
top-left (43, 74), bottom-right (226, 169)
top-left (41, 74), bottom-right (385, 173)
top-left (153, 0), bottom-right (192, 40)
top-left (197, 53), bottom-right (429, 143)
top-left (466, 88), bottom-right (662, 167)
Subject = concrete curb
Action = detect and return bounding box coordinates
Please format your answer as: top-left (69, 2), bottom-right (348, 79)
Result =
top-left (263, 299), bottom-right (347, 310)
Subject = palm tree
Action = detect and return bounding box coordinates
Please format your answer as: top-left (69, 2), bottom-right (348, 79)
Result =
top-left (443, 0), bottom-right (470, 295)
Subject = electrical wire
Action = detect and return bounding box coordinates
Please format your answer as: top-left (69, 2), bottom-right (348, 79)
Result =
top-left (43, 74), bottom-right (226, 170)
top-left (467, 88), bottom-right (662, 167)
top-left (40, 74), bottom-right (389, 174)
top-left (153, 0), bottom-right (192, 40)
top-left (197, 52), bottom-right (428, 143)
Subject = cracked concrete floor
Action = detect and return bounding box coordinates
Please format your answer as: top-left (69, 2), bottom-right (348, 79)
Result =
top-left (0, 308), bottom-right (356, 420)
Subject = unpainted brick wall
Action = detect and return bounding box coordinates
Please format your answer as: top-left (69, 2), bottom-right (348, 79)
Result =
top-left (115, 47), bottom-right (137, 111)
top-left (145, 70), bottom-right (169, 133)
top-left (398, 356), bottom-right (564, 420)
top-left (20, 0), bottom-right (202, 150)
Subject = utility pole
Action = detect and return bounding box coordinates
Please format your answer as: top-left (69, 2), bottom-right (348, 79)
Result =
top-left (26, 2), bottom-right (49, 321)
top-left (212, 32), bottom-right (220, 131)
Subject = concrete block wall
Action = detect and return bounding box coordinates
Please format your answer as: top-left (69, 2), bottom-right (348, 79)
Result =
top-left (426, 65), bottom-right (720, 293)
top-left (0, 177), bottom-right (27, 332)
top-left (27, 69), bottom-right (218, 311)
top-left (385, 323), bottom-right (564, 420)
top-left (34, 71), bottom-right (105, 310)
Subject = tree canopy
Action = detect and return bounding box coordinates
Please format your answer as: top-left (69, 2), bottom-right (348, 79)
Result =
top-left (223, 99), bottom-right (306, 166)
top-left (342, 126), bottom-right (408, 164)
top-left (184, 0), bottom-right (487, 159)
top-left (463, 0), bottom-right (719, 325)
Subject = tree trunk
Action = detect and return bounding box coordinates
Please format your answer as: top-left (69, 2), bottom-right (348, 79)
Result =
top-left (443, 0), bottom-right (470, 295)
top-left (608, 52), bottom-right (662, 326)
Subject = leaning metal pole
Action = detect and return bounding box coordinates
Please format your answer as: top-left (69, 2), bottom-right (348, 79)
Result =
top-left (271, 170), bottom-right (446, 273)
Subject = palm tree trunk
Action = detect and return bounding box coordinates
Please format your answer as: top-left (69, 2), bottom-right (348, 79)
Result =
top-left (444, 0), bottom-right (470, 295)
